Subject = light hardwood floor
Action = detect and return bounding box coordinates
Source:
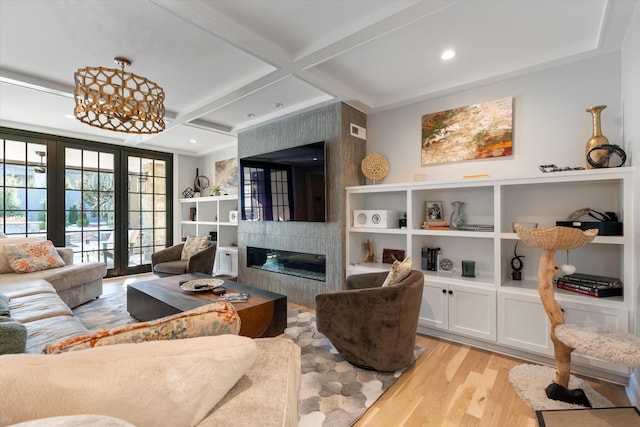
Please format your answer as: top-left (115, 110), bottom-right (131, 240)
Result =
top-left (105, 276), bottom-right (631, 426)
top-left (289, 302), bottom-right (631, 427)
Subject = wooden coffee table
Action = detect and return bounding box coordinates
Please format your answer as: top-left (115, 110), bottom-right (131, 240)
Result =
top-left (126, 273), bottom-right (287, 338)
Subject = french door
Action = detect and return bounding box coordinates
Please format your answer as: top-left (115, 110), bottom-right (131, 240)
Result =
top-left (1, 127), bottom-right (172, 278)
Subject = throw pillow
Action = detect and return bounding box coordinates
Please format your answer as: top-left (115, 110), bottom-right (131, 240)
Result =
top-left (4, 240), bottom-right (65, 273)
top-left (0, 317), bottom-right (28, 354)
top-left (381, 256), bottom-right (412, 287)
top-left (44, 302), bottom-right (241, 354)
top-left (0, 293), bottom-right (9, 317)
top-left (0, 335), bottom-right (257, 427)
top-left (0, 237), bottom-right (40, 274)
top-left (181, 235), bottom-right (211, 261)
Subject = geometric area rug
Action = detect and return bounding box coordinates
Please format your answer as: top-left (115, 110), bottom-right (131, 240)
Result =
top-left (284, 307), bottom-right (424, 427)
top-left (73, 292), bottom-right (424, 427)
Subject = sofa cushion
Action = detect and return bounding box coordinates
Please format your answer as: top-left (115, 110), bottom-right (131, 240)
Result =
top-left (0, 335), bottom-right (258, 427)
top-left (153, 259), bottom-right (188, 275)
top-left (44, 302), bottom-right (241, 354)
top-left (8, 293), bottom-right (74, 323)
top-left (0, 237), bottom-right (40, 274)
top-left (0, 279), bottom-right (57, 299)
top-left (24, 315), bottom-right (89, 354)
top-left (199, 337), bottom-right (301, 427)
top-left (3, 240), bottom-right (65, 273)
top-left (382, 256), bottom-right (412, 287)
top-left (181, 235), bottom-right (210, 260)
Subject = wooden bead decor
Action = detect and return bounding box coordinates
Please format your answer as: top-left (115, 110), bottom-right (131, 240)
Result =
top-left (361, 153), bottom-right (389, 184)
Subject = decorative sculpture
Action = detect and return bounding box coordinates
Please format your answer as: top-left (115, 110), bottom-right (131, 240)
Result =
top-left (514, 224), bottom-right (597, 405)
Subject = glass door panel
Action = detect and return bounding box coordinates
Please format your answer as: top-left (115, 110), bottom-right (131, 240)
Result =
top-left (64, 148), bottom-right (115, 267)
top-left (125, 155), bottom-right (168, 274)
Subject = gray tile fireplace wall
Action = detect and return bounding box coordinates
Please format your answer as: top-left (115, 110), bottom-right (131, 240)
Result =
top-left (237, 102), bottom-right (366, 307)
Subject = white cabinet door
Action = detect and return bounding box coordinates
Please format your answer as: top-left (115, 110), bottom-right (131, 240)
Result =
top-left (419, 281), bottom-right (448, 330)
top-left (420, 280), bottom-right (496, 342)
top-left (498, 291), bottom-right (552, 356)
top-left (448, 283), bottom-right (497, 341)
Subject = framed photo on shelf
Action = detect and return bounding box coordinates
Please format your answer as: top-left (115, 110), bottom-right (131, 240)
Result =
top-left (425, 201), bottom-right (444, 223)
top-left (382, 248), bottom-right (406, 264)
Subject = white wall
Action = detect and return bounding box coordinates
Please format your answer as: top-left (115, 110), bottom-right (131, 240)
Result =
top-left (367, 52), bottom-right (623, 183)
top-left (202, 145), bottom-right (239, 195)
top-left (622, 1), bottom-right (640, 407)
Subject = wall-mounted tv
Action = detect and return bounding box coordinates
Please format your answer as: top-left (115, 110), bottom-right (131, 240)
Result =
top-left (239, 141), bottom-right (326, 222)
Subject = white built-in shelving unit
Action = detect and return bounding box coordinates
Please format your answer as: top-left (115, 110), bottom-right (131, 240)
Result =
top-left (345, 167), bottom-right (634, 380)
top-left (179, 195), bottom-right (238, 247)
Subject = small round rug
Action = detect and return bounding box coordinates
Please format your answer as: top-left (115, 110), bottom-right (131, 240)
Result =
top-left (508, 364), bottom-right (613, 411)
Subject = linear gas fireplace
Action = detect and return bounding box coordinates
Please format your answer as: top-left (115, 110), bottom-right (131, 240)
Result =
top-left (247, 247), bottom-right (326, 282)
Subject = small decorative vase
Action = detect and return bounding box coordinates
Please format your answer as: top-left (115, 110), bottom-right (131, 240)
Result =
top-left (449, 201), bottom-right (466, 230)
top-left (585, 105), bottom-right (609, 169)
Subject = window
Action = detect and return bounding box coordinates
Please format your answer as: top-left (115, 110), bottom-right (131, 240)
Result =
top-left (127, 155), bottom-right (168, 267)
top-left (0, 128), bottom-right (173, 277)
top-left (241, 164), bottom-right (291, 221)
top-left (64, 148), bottom-right (116, 265)
top-left (0, 139), bottom-right (48, 239)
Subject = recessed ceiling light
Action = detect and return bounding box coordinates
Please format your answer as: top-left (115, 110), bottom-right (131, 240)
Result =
top-left (246, 113), bottom-right (255, 118)
top-left (189, 139), bottom-right (197, 144)
top-left (273, 103), bottom-right (284, 108)
top-left (441, 49), bottom-right (455, 60)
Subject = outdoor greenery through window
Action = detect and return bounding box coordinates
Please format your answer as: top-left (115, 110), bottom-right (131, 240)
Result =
top-left (65, 148), bottom-right (116, 266)
top-left (1, 129), bottom-right (173, 277)
top-left (0, 140), bottom-right (48, 239)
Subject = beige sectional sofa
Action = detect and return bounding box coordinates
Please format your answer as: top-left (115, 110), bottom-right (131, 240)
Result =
top-left (0, 258), bottom-right (301, 426)
top-left (0, 241), bottom-right (106, 309)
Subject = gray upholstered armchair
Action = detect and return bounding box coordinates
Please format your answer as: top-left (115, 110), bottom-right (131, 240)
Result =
top-left (315, 270), bottom-right (424, 371)
top-left (151, 241), bottom-right (217, 277)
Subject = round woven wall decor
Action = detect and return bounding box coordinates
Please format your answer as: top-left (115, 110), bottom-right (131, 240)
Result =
top-left (361, 153), bottom-right (389, 184)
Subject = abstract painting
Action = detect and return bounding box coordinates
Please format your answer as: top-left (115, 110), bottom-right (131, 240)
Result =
top-left (215, 158), bottom-right (238, 191)
top-left (421, 97), bottom-right (513, 165)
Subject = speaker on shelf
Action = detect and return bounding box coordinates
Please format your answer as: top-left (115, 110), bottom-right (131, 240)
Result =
top-left (353, 210), bottom-right (400, 228)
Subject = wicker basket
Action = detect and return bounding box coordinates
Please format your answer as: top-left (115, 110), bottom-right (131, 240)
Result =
top-left (515, 224), bottom-right (598, 250)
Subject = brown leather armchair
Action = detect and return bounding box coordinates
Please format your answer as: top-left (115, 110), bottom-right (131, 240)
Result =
top-left (315, 270), bottom-right (424, 371)
top-left (151, 241), bottom-right (217, 277)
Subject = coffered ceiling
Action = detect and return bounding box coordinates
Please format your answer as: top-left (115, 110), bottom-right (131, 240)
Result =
top-left (0, 0), bottom-right (636, 156)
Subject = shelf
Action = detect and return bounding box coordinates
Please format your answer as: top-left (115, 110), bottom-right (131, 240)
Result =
top-left (346, 168), bottom-right (635, 373)
top-left (348, 227), bottom-right (407, 234)
top-left (179, 194), bottom-right (238, 247)
top-left (414, 229), bottom-right (495, 238)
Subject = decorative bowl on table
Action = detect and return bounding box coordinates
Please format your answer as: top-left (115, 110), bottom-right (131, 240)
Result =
top-left (179, 278), bottom-right (224, 292)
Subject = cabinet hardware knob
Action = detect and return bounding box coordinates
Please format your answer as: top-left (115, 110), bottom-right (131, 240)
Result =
top-left (442, 289), bottom-right (447, 294)
top-left (448, 290), bottom-right (453, 295)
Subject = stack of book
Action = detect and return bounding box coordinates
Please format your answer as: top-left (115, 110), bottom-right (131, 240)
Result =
top-left (555, 273), bottom-right (622, 298)
top-left (421, 221), bottom-right (450, 230)
top-left (456, 224), bottom-right (494, 232)
top-left (421, 247), bottom-right (440, 271)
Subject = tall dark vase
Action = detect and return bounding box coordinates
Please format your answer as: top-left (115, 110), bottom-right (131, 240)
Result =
top-left (585, 105), bottom-right (609, 169)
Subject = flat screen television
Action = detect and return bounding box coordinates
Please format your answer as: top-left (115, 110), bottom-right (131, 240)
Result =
top-left (239, 141), bottom-right (326, 222)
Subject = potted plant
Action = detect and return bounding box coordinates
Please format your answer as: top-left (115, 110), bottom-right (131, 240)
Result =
top-left (209, 183), bottom-right (225, 196)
